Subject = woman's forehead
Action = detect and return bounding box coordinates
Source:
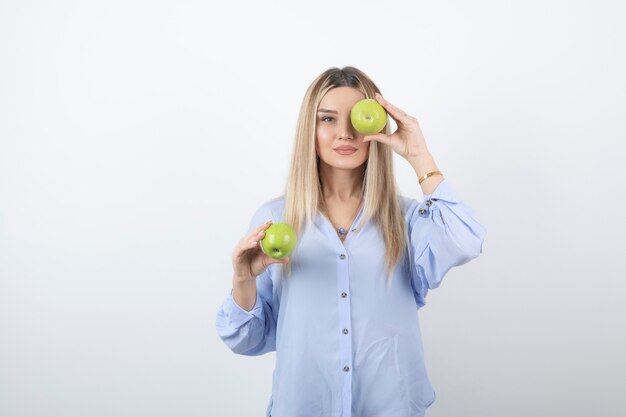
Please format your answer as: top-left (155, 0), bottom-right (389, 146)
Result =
top-left (319, 86), bottom-right (365, 109)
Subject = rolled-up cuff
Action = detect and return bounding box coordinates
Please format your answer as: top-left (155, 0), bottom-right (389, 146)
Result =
top-left (223, 288), bottom-right (264, 327)
top-left (422, 178), bottom-right (462, 203)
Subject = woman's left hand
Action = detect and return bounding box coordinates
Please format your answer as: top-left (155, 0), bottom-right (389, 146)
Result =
top-left (363, 93), bottom-right (430, 159)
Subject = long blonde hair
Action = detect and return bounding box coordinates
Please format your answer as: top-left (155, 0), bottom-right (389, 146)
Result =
top-left (281, 66), bottom-right (408, 280)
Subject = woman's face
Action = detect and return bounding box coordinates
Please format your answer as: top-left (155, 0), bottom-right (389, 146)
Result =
top-left (316, 86), bottom-right (369, 170)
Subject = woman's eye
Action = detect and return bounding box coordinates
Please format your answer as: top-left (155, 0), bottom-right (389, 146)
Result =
top-left (321, 116), bottom-right (334, 122)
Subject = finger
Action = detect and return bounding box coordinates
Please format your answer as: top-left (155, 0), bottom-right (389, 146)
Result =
top-left (239, 229), bottom-right (264, 250)
top-left (247, 219), bottom-right (273, 240)
top-left (233, 238), bottom-right (260, 260)
top-left (363, 133), bottom-right (392, 145)
top-left (375, 93), bottom-right (412, 125)
top-left (270, 256), bottom-right (290, 264)
top-left (236, 228), bottom-right (267, 253)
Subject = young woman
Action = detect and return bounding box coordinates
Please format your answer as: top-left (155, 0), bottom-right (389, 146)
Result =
top-left (216, 66), bottom-right (487, 417)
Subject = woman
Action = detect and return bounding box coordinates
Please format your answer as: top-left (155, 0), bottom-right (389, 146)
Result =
top-left (216, 66), bottom-right (487, 417)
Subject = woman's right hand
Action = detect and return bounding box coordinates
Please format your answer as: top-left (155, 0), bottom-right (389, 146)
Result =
top-left (232, 220), bottom-right (290, 283)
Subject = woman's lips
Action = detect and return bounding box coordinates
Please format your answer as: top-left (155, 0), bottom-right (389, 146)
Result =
top-left (334, 147), bottom-right (357, 155)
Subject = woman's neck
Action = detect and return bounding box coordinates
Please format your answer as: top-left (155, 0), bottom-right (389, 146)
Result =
top-left (319, 162), bottom-right (365, 202)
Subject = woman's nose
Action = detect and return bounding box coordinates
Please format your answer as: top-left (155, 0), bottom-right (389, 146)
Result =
top-left (338, 118), bottom-right (356, 140)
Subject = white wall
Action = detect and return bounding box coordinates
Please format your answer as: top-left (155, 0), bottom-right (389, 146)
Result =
top-left (1, 1), bottom-right (624, 416)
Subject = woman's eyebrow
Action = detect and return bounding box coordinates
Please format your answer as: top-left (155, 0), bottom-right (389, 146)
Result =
top-left (317, 108), bottom-right (338, 114)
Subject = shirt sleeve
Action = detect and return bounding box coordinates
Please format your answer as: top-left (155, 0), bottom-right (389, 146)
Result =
top-left (215, 203), bottom-right (278, 356)
top-left (406, 178), bottom-right (487, 307)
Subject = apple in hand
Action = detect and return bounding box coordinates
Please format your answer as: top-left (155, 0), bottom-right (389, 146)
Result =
top-left (350, 98), bottom-right (387, 135)
top-left (260, 223), bottom-right (297, 259)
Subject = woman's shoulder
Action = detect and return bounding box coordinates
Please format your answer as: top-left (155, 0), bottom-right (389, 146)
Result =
top-left (249, 195), bottom-right (286, 224)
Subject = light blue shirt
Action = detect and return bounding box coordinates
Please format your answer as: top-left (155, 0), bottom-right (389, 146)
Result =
top-left (216, 178), bottom-right (487, 417)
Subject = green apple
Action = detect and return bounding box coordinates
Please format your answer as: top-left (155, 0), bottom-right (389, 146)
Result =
top-left (260, 223), bottom-right (297, 259)
top-left (350, 98), bottom-right (387, 135)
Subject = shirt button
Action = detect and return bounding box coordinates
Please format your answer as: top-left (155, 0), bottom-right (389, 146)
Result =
top-left (341, 292), bottom-right (347, 298)
top-left (419, 208), bottom-right (427, 216)
top-left (426, 199), bottom-right (433, 207)
top-left (342, 328), bottom-right (349, 334)
top-left (343, 366), bottom-right (350, 372)
top-left (339, 254), bottom-right (346, 260)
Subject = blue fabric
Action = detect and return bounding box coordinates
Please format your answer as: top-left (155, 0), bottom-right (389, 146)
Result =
top-left (216, 178), bottom-right (487, 417)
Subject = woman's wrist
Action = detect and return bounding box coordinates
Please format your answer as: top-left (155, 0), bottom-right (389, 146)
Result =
top-left (232, 277), bottom-right (257, 311)
top-left (233, 275), bottom-right (255, 285)
top-left (408, 152), bottom-right (444, 195)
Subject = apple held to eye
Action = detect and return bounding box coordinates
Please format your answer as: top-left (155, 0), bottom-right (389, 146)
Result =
top-left (261, 223), bottom-right (297, 259)
top-left (350, 98), bottom-right (388, 135)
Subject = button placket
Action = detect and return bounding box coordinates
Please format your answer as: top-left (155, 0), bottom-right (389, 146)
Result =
top-left (336, 244), bottom-right (353, 408)
top-left (339, 255), bottom-right (349, 336)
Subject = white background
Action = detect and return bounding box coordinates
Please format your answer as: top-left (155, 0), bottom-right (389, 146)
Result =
top-left (1, 1), bottom-right (625, 416)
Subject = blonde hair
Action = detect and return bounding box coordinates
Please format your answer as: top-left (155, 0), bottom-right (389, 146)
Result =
top-left (280, 66), bottom-right (408, 281)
